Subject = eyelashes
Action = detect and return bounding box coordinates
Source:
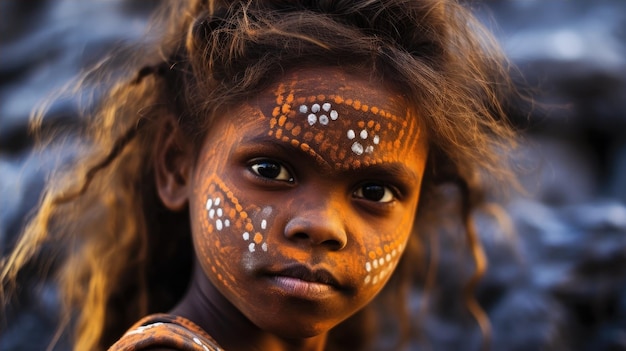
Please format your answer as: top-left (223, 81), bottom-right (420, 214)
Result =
top-left (353, 183), bottom-right (395, 203)
top-left (249, 159), bottom-right (294, 183)
top-left (248, 158), bottom-right (400, 204)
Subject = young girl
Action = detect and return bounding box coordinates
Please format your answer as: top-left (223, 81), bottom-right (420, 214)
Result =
top-left (1, 0), bottom-right (522, 350)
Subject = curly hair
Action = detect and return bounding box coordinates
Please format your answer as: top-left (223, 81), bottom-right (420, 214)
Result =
top-left (1, 0), bottom-right (522, 350)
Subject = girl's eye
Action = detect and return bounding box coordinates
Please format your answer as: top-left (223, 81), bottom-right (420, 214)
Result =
top-left (250, 160), bottom-right (293, 182)
top-left (354, 183), bottom-right (395, 203)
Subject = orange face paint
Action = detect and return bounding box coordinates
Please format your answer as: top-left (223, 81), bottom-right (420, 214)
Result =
top-left (186, 67), bottom-right (428, 339)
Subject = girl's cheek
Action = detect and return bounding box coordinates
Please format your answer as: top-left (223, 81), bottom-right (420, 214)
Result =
top-left (191, 173), bottom-right (275, 289)
top-left (360, 213), bottom-right (414, 287)
top-left (362, 237), bottom-right (406, 286)
top-left (200, 176), bottom-right (273, 254)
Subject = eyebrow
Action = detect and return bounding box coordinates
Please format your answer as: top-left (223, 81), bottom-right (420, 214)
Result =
top-left (349, 162), bottom-right (420, 183)
top-left (244, 134), bottom-right (331, 168)
top-left (243, 134), bottom-right (420, 183)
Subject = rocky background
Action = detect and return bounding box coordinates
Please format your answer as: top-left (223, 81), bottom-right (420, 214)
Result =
top-left (1, 1), bottom-right (625, 350)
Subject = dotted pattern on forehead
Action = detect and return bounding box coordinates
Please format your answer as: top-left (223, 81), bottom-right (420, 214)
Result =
top-left (204, 178), bottom-right (269, 254)
top-left (267, 83), bottom-right (420, 169)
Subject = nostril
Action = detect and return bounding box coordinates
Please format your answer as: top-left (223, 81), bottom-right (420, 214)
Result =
top-left (323, 239), bottom-right (344, 251)
top-left (289, 232), bottom-right (345, 250)
top-left (284, 217), bottom-right (347, 250)
top-left (293, 232), bottom-right (308, 240)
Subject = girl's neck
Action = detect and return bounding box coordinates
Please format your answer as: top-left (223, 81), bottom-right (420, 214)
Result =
top-left (170, 264), bottom-right (329, 351)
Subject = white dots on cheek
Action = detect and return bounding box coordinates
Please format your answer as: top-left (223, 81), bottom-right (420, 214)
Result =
top-left (206, 196), bottom-right (225, 228)
top-left (242, 207), bottom-right (274, 254)
top-left (347, 129), bottom-right (356, 140)
top-left (363, 242), bottom-right (406, 286)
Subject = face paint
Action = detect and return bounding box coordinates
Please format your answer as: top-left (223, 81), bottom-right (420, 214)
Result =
top-left (203, 178), bottom-right (269, 254)
top-left (264, 72), bottom-right (422, 171)
top-left (185, 67), bottom-right (428, 340)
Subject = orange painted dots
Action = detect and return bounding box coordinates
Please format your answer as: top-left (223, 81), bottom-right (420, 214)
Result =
top-left (278, 115), bottom-right (287, 126)
top-left (254, 233), bottom-right (263, 244)
top-left (291, 125), bottom-right (301, 136)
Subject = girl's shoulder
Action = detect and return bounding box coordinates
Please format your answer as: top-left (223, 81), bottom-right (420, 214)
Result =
top-left (108, 313), bottom-right (223, 351)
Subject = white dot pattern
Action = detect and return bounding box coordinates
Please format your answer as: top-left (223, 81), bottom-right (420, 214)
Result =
top-left (206, 194), bottom-right (269, 254)
top-left (363, 243), bottom-right (404, 285)
top-left (298, 102), bottom-right (381, 155)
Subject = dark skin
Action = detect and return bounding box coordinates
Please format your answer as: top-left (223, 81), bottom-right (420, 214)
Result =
top-left (156, 67), bottom-right (429, 351)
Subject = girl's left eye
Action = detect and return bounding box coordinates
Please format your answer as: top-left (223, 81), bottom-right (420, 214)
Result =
top-left (249, 160), bottom-right (293, 182)
top-left (354, 183), bottom-right (395, 203)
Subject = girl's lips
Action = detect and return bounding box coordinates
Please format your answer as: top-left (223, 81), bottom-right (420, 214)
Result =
top-left (264, 264), bottom-right (342, 299)
top-left (270, 276), bottom-right (335, 299)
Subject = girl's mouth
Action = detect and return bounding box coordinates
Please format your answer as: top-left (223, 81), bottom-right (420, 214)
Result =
top-left (264, 264), bottom-right (342, 299)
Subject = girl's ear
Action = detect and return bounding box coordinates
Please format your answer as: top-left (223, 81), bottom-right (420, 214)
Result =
top-left (154, 119), bottom-right (193, 211)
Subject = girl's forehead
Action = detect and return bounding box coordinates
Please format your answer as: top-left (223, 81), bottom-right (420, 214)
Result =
top-left (258, 68), bottom-right (409, 117)
top-left (234, 67), bottom-right (425, 170)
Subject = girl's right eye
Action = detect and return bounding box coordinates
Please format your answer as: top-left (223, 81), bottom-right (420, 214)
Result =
top-left (249, 160), bottom-right (294, 182)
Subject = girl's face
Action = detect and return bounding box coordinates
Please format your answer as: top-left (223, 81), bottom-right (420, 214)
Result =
top-left (187, 67), bottom-right (428, 338)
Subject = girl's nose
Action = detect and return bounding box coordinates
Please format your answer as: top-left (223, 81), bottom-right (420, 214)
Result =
top-left (283, 198), bottom-right (348, 251)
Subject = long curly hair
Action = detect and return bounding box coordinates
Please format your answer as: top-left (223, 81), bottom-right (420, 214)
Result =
top-left (1, 0), bottom-right (522, 350)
